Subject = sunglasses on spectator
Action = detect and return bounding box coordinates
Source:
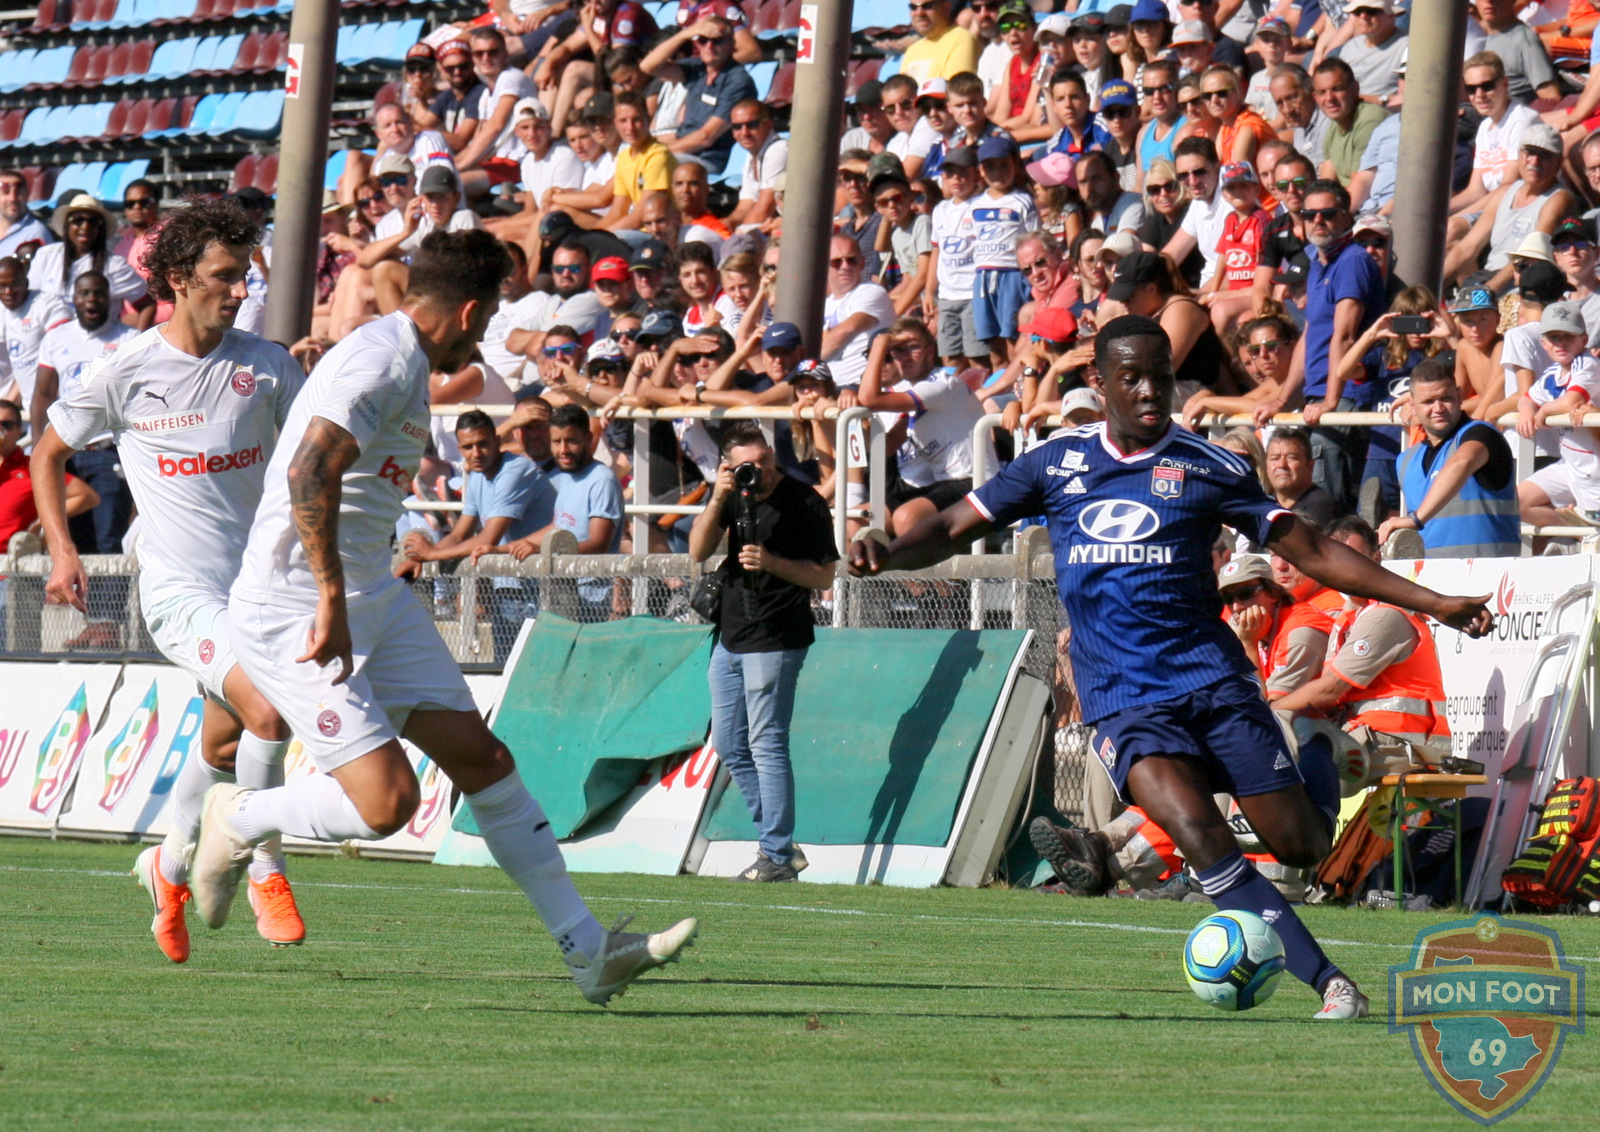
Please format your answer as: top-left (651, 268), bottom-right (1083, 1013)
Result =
top-left (908, 1), bottom-right (943, 10)
top-left (471, 48), bottom-right (501, 58)
top-left (617, 327), bottom-right (642, 341)
top-left (838, 171), bottom-right (867, 184)
top-left (998, 18), bottom-right (1030, 31)
top-left (691, 35), bottom-right (725, 45)
top-left (970, 0), bottom-right (1000, 9)
top-left (761, 263), bottom-right (779, 275)
top-left (1021, 257), bottom-right (1053, 273)
top-left (442, 61), bottom-right (473, 72)
top-left (1274, 177), bottom-right (1308, 191)
top-left (731, 119), bottom-right (761, 131)
top-left (357, 195), bottom-right (382, 208)
top-left (1303, 207), bottom-right (1343, 222)
top-left (1202, 89), bottom-right (1234, 102)
top-left (1101, 104), bottom-right (1134, 119)
top-left (830, 256), bottom-right (862, 268)
top-left (1246, 339), bottom-right (1287, 356)
top-left (1357, 236), bottom-right (1389, 249)
top-left (884, 99), bottom-right (917, 114)
top-left (1142, 83), bottom-right (1173, 96)
top-left (404, 61), bottom-right (434, 72)
top-left (552, 263), bottom-right (585, 275)
top-left (1177, 168), bottom-right (1211, 182)
top-left (542, 343), bottom-right (579, 357)
top-left (1350, 5), bottom-right (1384, 15)
top-left (124, 196), bottom-right (155, 209)
top-left (1464, 80), bottom-right (1500, 96)
top-left (1223, 582), bottom-right (1265, 604)
top-left (1179, 96), bottom-right (1204, 111)
top-left (378, 174), bottom-right (409, 187)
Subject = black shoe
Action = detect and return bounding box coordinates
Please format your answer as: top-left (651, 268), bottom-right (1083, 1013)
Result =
top-left (1029, 817), bottom-right (1111, 896)
top-left (732, 853), bottom-right (799, 882)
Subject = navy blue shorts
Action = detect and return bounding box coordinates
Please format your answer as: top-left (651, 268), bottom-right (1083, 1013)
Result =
top-left (1089, 673), bottom-right (1304, 802)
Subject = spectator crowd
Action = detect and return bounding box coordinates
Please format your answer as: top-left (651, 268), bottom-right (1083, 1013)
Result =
top-left (16, 0), bottom-right (1600, 646)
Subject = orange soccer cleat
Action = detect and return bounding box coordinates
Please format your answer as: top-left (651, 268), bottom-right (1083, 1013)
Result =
top-left (132, 845), bottom-right (192, 964)
top-left (246, 872), bottom-right (306, 947)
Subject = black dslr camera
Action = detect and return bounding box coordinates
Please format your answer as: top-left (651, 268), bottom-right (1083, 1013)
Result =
top-left (732, 462), bottom-right (762, 490)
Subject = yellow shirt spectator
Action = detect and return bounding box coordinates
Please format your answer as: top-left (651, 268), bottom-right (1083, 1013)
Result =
top-left (614, 139), bottom-right (677, 207)
top-left (900, 24), bottom-right (979, 86)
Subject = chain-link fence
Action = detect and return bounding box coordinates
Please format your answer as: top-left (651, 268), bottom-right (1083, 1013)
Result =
top-left (0, 530), bottom-right (1087, 822)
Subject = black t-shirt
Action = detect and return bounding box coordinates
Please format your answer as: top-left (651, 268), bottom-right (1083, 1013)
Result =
top-left (1139, 202), bottom-right (1204, 288)
top-left (717, 475), bottom-right (838, 653)
top-left (1258, 209), bottom-right (1306, 274)
top-left (430, 84), bottom-right (487, 134)
top-left (1419, 418), bottom-right (1514, 492)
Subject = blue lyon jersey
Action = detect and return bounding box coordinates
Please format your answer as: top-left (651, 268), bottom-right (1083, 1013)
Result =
top-left (969, 423), bottom-right (1292, 723)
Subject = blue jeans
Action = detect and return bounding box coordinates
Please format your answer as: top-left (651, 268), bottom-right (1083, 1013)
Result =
top-left (709, 642), bottom-right (807, 865)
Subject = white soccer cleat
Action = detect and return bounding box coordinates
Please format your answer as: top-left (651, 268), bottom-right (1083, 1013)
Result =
top-left (191, 784), bottom-right (257, 929)
top-left (568, 914), bottom-right (699, 1006)
top-left (1313, 975), bottom-right (1370, 1021)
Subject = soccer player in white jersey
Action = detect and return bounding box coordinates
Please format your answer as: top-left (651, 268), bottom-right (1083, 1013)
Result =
top-left (31, 199), bottom-right (308, 964)
top-left (196, 229), bottom-right (697, 1005)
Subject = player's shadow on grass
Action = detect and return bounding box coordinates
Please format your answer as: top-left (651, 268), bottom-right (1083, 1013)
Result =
top-left (465, 1002), bottom-right (1317, 1023)
top-left (857, 632), bottom-right (984, 885)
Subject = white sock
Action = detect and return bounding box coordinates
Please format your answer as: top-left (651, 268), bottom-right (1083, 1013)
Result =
top-left (465, 774), bottom-right (603, 963)
top-left (230, 773), bottom-right (380, 844)
top-left (235, 731), bottom-right (292, 882)
top-left (160, 754), bottom-right (233, 885)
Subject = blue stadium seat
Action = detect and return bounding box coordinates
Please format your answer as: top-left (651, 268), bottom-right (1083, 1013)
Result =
top-left (747, 60), bottom-right (776, 100)
top-left (29, 46), bottom-right (74, 87)
top-left (363, 21), bottom-right (402, 68)
top-left (334, 24), bottom-right (356, 64)
top-left (14, 108), bottom-right (51, 147)
top-left (50, 163), bottom-right (87, 202)
top-left (385, 18), bottom-right (425, 63)
top-left (59, 105), bottom-right (92, 139)
top-left (129, 0), bottom-right (163, 26)
top-left (105, 158), bottom-right (150, 202)
top-left (165, 37), bottom-right (198, 80)
top-left (190, 36), bottom-right (221, 74)
top-left (719, 140), bottom-right (751, 188)
top-left (204, 90), bottom-right (248, 136)
top-left (64, 162), bottom-right (107, 202)
top-left (38, 104), bottom-right (74, 144)
top-left (161, 91), bottom-right (220, 137)
top-left (81, 101), bottom-right (116, 138)
top-left (108, 0), bottom-right (137, 28)
top-left (232, 88), bottom-right (284, 136)
top-left (0, 49), bottom-right (38, 94)
top-left (879, 54), bottom-right (900, 80)
top-left (156, 0), bottom-right (197, 18)
top-left (210, 33), bottom-right (245, 72)
top-left (341, 23), bottom-right (383, 66)
top-left (148, 39), bottom-right (176, 79)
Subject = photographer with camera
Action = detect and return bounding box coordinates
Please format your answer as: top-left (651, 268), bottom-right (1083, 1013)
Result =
top-left (688, 422), bottom-right (838, 883)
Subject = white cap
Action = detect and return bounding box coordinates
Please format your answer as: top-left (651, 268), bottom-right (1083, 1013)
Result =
top-left (1514, 231), bottom-right (1555, 264)
top-left (1170, 19), bottom-right (1213, 45)
top-left (514, 96), bottom-right (549, 122)
top-left (1540, 300), bottom-right (1587, 338)
top-left (1101, 229), bottom-right (1142, 259)
top-left (916, 76), bottom-right (947, 101)
top-left (1342, 0), bottom-right (1394, 11)
top-left (1061, 387), bottom-right (1106, 421)
top-left (1520, 123), bottom-right (1564, 155)
top-left (1037, 13), bottom-right (1073, 37)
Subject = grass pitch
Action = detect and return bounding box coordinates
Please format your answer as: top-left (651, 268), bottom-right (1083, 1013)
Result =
top-left (1, 839), bottom-right (1596, 1131)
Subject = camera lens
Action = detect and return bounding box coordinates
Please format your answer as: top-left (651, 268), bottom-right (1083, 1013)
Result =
top-left (734, 462), bottom-right (761, 489)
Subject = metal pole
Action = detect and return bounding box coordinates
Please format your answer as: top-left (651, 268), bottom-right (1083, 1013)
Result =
top-left (773, 0), bottom-right (853, 354)
top-left (1389, 0), bottom-right (1468, 295)
top-left (263, 0), bottom-right (340, 347)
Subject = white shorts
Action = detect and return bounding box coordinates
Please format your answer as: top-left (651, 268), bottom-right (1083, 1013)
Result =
top-left (144, 591), bottom-right (238, 701)
top-left (229, 579), bottom-right (476, 771)
top-left (1526, 461), bottom-right (1600, 519)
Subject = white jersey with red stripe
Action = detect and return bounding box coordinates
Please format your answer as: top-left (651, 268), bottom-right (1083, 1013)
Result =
top-left (45, 325), bottom-right (303, 609)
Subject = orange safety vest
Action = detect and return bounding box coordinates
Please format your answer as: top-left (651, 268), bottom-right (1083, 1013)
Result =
top-left (1121, 805), bottom-right (1183, 881)
top-left (1331, 602), bottom-right (1452, 757)
top-left (1263, 598), bottom-right (1334, 696)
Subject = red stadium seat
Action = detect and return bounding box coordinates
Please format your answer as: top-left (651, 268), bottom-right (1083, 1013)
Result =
top-left (766, 61), bottom-right (795, 105)
top-left (845, 58), bottom-right (881, 97)
top-left (64, 46), bottom-right (92, 86)
top-left (230, 153), bottom-right (258, 195)
top-left (124, 97), bottom-right (154, 137)
top-left (265, 31), bottom-right (290, 70)
top-left (778, 0), bottom-right (801, 32)
top-left (253, 152), bottom-right (278, 195)
top-left (751, 0), bottom-right (781, 35)
top-left (24, 167), bottom-right (55, 204)
top-left (143, 97), bottom-right (176, 134)
top-left (90, 0), bottom-right (117, 23)
top-left (234, 32), bottom-right (264, 72)
top-left (105, 42), bottom-right (132, 83)
top-left (32, 0), bottom-right (59, 31)
top-left (373, 80), bottom-right (400, 109)
top-left (192, 0), bottom-right (219, 20)
top-left (83, 44), bottom-right (112, 85)
top-left (1, 109), bottom-right (24, 144)
top-left (211, 0), bottom-right (240, 18)
top-left (126, 39), bottom-right (155, 80)
top-left (173, 94), bottom-right (200, 129)
top-left (104, 98), bottom-right (132, 137)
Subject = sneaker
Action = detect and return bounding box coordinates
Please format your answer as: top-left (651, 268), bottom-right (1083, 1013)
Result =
top-left (132, 845), bottom-right (191, 964)
top-left (789, 844), bottom-right (809, 873)
top-left (1029, 817), bottom-right (1110, 896)
top-left (568, 914), bottom-right (698, 1005)
top-left (1133, 873), bottom-right (1203, 901)
top-left (247, 872), bottom-right (306, 947)
top-left (1314, 975), bottom-right (1371, 1021)
top-left (731, 852), bottom-right (799, 882)
top-left (191, 784), bottom-right (256, 929)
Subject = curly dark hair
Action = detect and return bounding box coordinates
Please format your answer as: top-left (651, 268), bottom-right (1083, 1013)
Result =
top-left (141, 197), bottom-right (261, 304)
top-left (408, 228), bottom-right (512, 308)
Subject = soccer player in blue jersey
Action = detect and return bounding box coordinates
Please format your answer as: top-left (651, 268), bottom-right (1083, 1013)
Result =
top-left (849, 314), bottom-right (1494, 1020)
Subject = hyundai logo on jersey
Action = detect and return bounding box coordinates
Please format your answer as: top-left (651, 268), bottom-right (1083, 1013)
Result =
top-left (1078, 499), bottom-right (1161, 543)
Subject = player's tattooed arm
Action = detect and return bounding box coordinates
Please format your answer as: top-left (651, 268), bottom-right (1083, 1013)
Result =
top-left (288, 416), bottom-right (361, 682)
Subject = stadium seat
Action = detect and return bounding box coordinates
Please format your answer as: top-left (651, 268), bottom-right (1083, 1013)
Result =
top-left (234, 31), bottom-right (264, 72)
top-left (0, 109), bottom-right (24, 145)
top-left (203, 89), bottom-right (247, 135)
top-left (766, 61), bottom-right (796, 106)
top-left (190, 35), bottom-right (221, 73)
top-left (125, 38), bottom-right (155, 81)
top-left (190, 0), bottom-right (218, 19)
top-left (154, 0), bottom-right (200, 20)
top-left (31, 0), bottom-right (61, 32)
top-left (779, 0), bottom-right (801, 32)
top-left (86, 0), bottom-right (119, 27)
top-left (104, 98), bottom-right (133, 137)
top-left (230, 152), bottom-right (258, 194)
top-left (719, 140), bottom-right (751, 188)
top-left (385, 18), bottom-right (425, 62)
top-left (846, 58), bottom-right (882, 97)
top-left (259, 31), bottom-right (288, 72)
top-left (105, 42), bottom-right (132, 83)
top-left (172, 94), bottom-right (201, 131)
top-left (747, 60), bottom-right (777, 100)
top-left (123, 98), bottom-right (154, 137)
top-left (23, 166), bottom-right (55, 204)
top-left (253, 151), bottom-right (277, 195)
top-left (141, 95), bottom-right (177, 135)
top-left (107, 0), bottom-right (136, 28)
top-left (324, 148), bottom-right (351, 191)
top-left (96, 162), bottom-right (129, 202)
top-left (64, 45), bottom-right (92, 86)
top-left (231, 89), bottom-right (283, 136)
top-left (0, 50), bottom-right (38, 95)
top-left (84, 45), bottom-right (113, 85)
top-left (208, 32), bottom-right (245, 72)
top-left (40, 105), bottom-right (75, 144)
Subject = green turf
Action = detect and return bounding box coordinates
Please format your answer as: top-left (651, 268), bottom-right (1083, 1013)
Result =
top-left (1, 838), bottom-right (1595, 1131)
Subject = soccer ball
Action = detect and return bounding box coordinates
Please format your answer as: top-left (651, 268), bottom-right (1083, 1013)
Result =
top-left (1183, 910), bottom-right (1286, 1012)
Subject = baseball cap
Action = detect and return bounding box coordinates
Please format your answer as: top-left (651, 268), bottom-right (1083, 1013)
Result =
top-left (1020, 307), bottom-right (1079, 344)
top-left (1555, 216), bottom-right (1597, 246)
top-left (629, 238), bottom-right (670, 271)
top-left (1037, 13), bottom-right (1073, 37)
top-left (1353, 214), bottom-right (1391, 239)
top-left (761, 321), bottom-right (804, 352)
top-left (1101, 228), bottom-right (1143, 259)
top-left (1171, 19), bottom-right (1213, 45)
top-left (1070, 11), bottom-right (1105, 33)
top-left (405, 43), bottom-right (436, 65)
top-left (916, 77), bottom-right (948, 102)
top-left (514, 96), bottom-right (549, 121)
top-left (1130, 0), bottom-right (1170, 21)
top-left (374, 152), bottom-right (415, 178)
top-left (636, 309), bottom-right (681, 342)
top-left (853, 79), bottom-right (884, 109)
top-left (1342, 0), bottom-right (1394, 11)
top-left (789, 359), bottom-right (833, 384)
top-left (592, 255), bottom-right (629, 283)
top-left (1104, 4), bottom-right (1133, 29)
top-left (586, 338), bottom-right (627, 365)
top-left (1106, 250), bottom-right (1168, 301)
top-left (1521, 123), bottom-right (1564, 155)
top-left (1099, 78), bottom-right (1137, 108)
top-left (582, 92), bottom-right (615, 122)
top-left (1519, 260), bottom-right (1567, 303)
top-left (1025, 151), bottom-right (1078, 188)
top-left (417, 165), bottom-right (459, 195)
top-left (1273, 253), bottom-right (1309, 288)
top-left (998, 0), bottom-right (1034, 25)
top-left (1217, 555), bottom-right (1274, 592)
top-left (1061, 387), bottom-right (1106, 422)
top-left (941, 145), bottom-right (979, 170)
top-left (539, 210), bottom-right (577, 242)
top-left (1449, 286), bottom-right (1496, 313)
top-left (1541, 300), bottom-right (1587, 338)
top-left (977, 133), bottom-right (1020, 163)
top-left (1255, 15), bottom-right (1291, 37)
top-left (1513, 231), bottom-right (1555, 265)
top-left (1219, 161), bottom-right (1257, 186)
top-left (867, 151), bottom-right (906, 182)
top-left (437, 39), bottom-right (471, 62)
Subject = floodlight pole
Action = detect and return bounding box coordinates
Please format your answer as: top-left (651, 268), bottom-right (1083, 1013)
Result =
top-left (263, 0), bottom-right (339, 348)
top-left (1389, 0), bottom-right (1469, 296)
top-left (773, 0), bottom-right (853, 354)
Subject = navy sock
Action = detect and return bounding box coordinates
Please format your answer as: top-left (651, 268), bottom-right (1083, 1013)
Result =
top-left (1196, 851), bottom-right (1340, 993)
top-left (1296, 734), bottom-right (1341, 840)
